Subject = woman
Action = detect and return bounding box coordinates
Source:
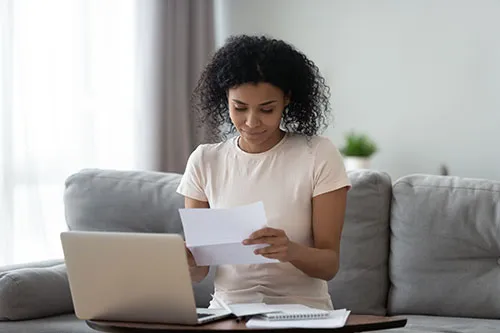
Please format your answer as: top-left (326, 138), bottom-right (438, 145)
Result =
top-left (176, 35), bottom-right (350, 311)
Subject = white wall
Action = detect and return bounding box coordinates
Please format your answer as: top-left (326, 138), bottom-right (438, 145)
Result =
top-left (214, 0), bottom-right (500, 181)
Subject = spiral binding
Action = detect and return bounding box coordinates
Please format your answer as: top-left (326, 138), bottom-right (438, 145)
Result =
top-left (264, 311), bottom-right (330, 321)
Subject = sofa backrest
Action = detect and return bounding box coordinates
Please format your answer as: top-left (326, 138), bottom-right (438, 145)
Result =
top-left (64, 169), bottom-right (215, 307)
top-left (388, 174), bottom-right (500, 319)
top-left (63, 168), bottom-right (393, 314)
top-left (64, 169), bottom-right (185, 234)
top-left (328, 170), bottom-right (392, 316)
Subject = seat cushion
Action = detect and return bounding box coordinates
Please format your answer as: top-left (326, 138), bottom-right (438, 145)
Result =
top-left (388, 174), bottom-right (500, 319)
top-left (328, 169), bottom-right (392, 316)
top-left (0, 314), bottom-right (93, 333)
top-left (378, 315), bottom-right (500, 333)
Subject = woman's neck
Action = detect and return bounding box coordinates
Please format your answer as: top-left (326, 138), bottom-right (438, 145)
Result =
top-left (238, 130), bottom-right (285, 154)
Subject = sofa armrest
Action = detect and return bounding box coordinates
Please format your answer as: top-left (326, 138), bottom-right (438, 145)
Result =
top-left (0, 259), bottom-right (74, 321)
top-left (0, 259), bottom-right (65, 274)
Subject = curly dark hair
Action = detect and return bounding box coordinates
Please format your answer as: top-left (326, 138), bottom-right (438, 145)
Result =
top-left (192, 35), bottom-right (332, 142)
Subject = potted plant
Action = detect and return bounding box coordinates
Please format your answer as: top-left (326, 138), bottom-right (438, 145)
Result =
top-left (340, 131), bottom-right (378, 170)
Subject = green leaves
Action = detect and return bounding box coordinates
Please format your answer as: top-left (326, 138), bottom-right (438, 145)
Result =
top-left (340, 131), bottom-right (378, 157)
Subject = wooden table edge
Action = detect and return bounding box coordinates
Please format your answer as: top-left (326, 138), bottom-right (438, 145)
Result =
top-left (342, 316), bottom-right (407, 332)
top-left (86, 314), bottom-right (407, 332)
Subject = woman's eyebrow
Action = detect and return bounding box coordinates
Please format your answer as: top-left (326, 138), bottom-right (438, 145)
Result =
top-left (233, 99), bottom-right (276, 106)
top-left (231, 99), bottom-right (277, 106)
top-left (232, 99), bottom-right (248, 105)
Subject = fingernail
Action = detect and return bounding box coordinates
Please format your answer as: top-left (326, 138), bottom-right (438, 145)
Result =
top-left (242, 240), bottom-right (248, 245)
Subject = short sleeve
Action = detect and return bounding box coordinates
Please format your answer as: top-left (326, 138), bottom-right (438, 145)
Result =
top-left (312, 137), bottom-right (351, 197)
top-left (176, 145), bottom-right (208, 202)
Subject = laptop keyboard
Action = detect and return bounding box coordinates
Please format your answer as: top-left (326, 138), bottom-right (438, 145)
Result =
top-left (197, 313), bottom-right (212, 319)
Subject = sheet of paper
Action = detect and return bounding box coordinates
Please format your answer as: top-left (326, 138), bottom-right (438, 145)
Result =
top-left (179, 202), bottom-right (279, 265)
top-left (227, 303), bottom-right (278, 317)
top-left (266, 304), bottom-right (328, 313)
top-left (246, 309), bottom-right (351, 328)
top-left (189, 242), bottom-right (276, 266)
top-left (230, 303), bottom-right (328, 319)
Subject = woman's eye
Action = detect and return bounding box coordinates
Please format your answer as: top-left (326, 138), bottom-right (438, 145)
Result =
top-left (261, 108), bottom-right (274, 113)
top-left (234, 106), bottom-right (247, 111)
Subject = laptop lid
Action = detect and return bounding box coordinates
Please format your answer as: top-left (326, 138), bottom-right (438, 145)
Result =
top-left (60, 231), bottom-right (210, 325)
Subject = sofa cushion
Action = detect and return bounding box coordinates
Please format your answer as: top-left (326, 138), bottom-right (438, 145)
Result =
top-left (0, 259), bottom-right (65, 274)
top-left (64, 169), bottom-right (185, 234)
top-left (388, 174), bottom-right (500, 319)
top-left (0, 314), bottom-right (93, 333)
top-left (0, 263), bottom-right (73, 321)
top-left (328, 169), bottom-right (392, 316)
top-left (380, 315), bottom-right (500, 333)
top-left (63, 169), bottom-right (215, 307)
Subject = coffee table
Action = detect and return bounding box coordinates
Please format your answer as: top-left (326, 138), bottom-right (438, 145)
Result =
top-left (87, 314), bottom-right (407, 332)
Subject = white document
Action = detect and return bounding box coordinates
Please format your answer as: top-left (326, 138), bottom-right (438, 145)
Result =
top-left (227, 303), bottom-right (278, 317)
top-left (259, 304), bottom-right (330, 319)
top-left (211, 294), bottom-right (277, 317)
top-left (228, 303), bottom-right (321, 318)
top-left (245, 309), bottom-right (351, 328)
top-left (179, 202), bottom-right (279, 266)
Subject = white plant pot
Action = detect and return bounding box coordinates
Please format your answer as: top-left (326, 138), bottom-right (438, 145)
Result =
top-left (344, 156), bottom-right (371, 171)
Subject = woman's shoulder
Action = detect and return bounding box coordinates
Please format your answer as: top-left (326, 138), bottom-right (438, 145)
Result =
top-left (285, 133), bottom-right (340, 154)
top-left (188, 138), bottom-right (235, 162)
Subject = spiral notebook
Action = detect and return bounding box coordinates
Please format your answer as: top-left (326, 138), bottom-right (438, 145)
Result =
top-left (246, 308), bottom-right (350, 328)
top-left (212, 294), bottom-right (335, 322)
top-left (258, 304), bottom-right (331, 321)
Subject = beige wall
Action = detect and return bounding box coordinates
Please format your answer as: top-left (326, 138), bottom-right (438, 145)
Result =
top-left (214, 0), bottom-right (500, 181)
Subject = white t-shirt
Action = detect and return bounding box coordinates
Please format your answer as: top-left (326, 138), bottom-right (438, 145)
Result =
top-left (176, 132), bottom-right (351, 310)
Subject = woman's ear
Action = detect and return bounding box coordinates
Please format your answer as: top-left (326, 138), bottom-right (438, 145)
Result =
top-left (284, 93), bottom-right (291, 107)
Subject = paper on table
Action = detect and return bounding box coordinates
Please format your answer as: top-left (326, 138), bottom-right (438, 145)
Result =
top-left (260, 304), bottom-right (330, 319)
top-left (179, 202), bottom-right (279, 266)
top-left (245, 309), bottom-right (351, 328)
top-left (235, 304), bottom-right (329, 320)
top-left (211, 294), bottom-right (277, 317)
top-left (227, 303), bottom-right (278, 317)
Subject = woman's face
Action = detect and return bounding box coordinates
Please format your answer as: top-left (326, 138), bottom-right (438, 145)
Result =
top-left (228, 82), bottom-right (289, 149)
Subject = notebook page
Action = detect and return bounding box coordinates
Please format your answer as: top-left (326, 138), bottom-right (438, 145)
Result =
top-left (260, 304), bottom-right (329, 320)
top-left (246, 309), bottom-right (350, 328)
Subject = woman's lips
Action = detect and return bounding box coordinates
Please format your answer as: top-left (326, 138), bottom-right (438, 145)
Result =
top-left (243, 130), bottom-right (265, 136)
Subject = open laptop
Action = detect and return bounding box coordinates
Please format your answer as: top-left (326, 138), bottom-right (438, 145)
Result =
top-left (60, 231), bottom-right (232, 325)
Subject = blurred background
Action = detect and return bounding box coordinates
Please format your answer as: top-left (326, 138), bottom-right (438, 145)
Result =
top-left (1, 0), bottom-right (499, 265)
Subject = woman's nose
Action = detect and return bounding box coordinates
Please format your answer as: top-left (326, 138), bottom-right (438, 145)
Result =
top-left (245, 112), bottom-right (261, 128)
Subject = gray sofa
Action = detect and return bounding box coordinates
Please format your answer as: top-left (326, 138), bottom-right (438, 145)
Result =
top-left (0, 168), bottom-right (499, 333)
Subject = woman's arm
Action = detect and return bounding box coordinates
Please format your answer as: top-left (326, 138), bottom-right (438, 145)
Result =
top-left (184, 197), bottom-right (210, 283)
top-left (244, 187), bottom-right (348, 281)
top-left (289, 187), bottom-right (348, 280)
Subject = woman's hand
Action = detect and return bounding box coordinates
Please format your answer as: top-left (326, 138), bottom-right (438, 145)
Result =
top-left (185, 242), bottom-right (209, 282)
top-left (185, 242), bottom-right (197, 268)
top-left (183, 197), bottom-right (210, 282)
top-left (242, 227), bottom-right (299, 262)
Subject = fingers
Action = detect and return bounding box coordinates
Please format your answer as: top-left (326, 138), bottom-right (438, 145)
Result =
top-left (243, 236), bottom-right (285, 246)
top-left (248, 227), bottom-right (283, 240)
top-left (260, 252), bottom-right (286, 260)
top-left (254, 245), bottom-right (287, 255)
top-left (258, 246), bottom-right (288, 261)
top-left (244, 227), bottom-right (286, 245)
top-left (185, 244), bottom-right (193, 257)
top-left (242, 227), bottom-right (290, 262)
top-left (184, 243), bottom-right (196, 267)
